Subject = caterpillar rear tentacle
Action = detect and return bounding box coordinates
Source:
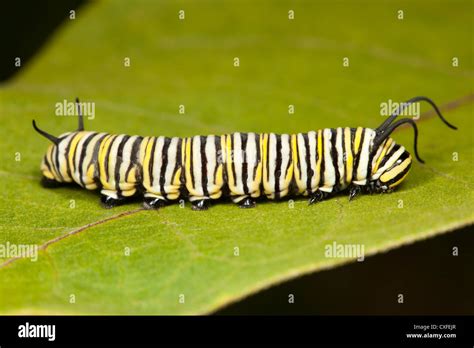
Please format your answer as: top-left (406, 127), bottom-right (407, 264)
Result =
top-left (33, 96), bottom-right (457, 210)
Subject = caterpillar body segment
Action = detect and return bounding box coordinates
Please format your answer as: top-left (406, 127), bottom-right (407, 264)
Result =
top-left (33, 96), bottom-right (457, 210)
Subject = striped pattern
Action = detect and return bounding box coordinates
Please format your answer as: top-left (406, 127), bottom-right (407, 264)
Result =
top-left (183, 135), bottom-right (225, 201)
top-left (141, 136), bottom-right (182, 200)
top-left (39, 127), bottom-right (413, 204)
top-left (262, 133), bottom-right (293, 199)
top-left (226, 133), bottom-right (262, 203)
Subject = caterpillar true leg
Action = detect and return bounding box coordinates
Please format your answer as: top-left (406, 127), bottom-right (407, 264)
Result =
top-left (238, 197), bottom-right (256, 209)
top-left (143, 197), bottom-right (167, 210)
top-left (192, 199), bottom-right (210, 211)
top-left (101, 194), bottom-right (125, 209)
top-left (308, 190), bottom-right (333, 205)
top-left (348, 185), bottom-right (362, 201)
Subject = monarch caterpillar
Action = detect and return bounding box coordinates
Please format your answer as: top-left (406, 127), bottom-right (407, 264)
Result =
top-left (33, 96), bottom-right (456, 210)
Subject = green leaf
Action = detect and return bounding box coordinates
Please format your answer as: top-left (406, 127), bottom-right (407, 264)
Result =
top-left (0, 0), bottom-right (472, 314)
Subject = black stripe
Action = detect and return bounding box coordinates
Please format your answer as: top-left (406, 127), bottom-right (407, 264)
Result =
top-left (104, 135), bottom-right (118, 183)
top-left (252, 133), bottom-right (260, 182)
top-left (295, 134), bottom-right (301, 180)
top-left (212, 135), bottom-right (221, 181)
top-left (124, 136), bottom-right (143, 183)
top-left (331, 129), bottom-right (340, 192)
top-left (77, 133), bottom-right (98, 187)
top-left (265, 134), bottom-right (270, 184)
top-left (174, 138), bottom-right (183, 185)
top-left (114, 135), bottom-right (130, 196)
top-left (188, 138), bottom-right (196, 190)
top-left (159, 137), bottom-right (171, 199)
top-left (366, 136), bottom-right (375, 180)
top-left (319, 131), bottom-right (325, 187)
top-left (53, 142), bottom-right (64, 181)
top-left (274, 134), bottom-right (282, 199)
top-left (341, 128), bottom-right (347, 184)
top-left (148, 137), bottom-right (157, 188)
top-left (302, 134), bottom-right (311, 194)
top-left (282, 135), bottom-right (292, 189)
top-left (231, 134), bottom-right (237, 188)
top-left (43, 154), bottom-right (53, 174)
top-left (385, 159), bottom-right (411, 186)
top-left (64, 134), bottom-right (77, 180)
top-left (379, 143), bottom-right (401, 169)
top-left (241, 133), bottom-right (249, 195)
top-left (71, 132), bottom-right (89, 176)
top-left (353, 128), bottom-right (366, 176)
top-left (200, 136), bottom-right (209, 197)
top-left (90, 133), bottom-right (109, 186)
top-left (301, 133), bottom-right (310, 194)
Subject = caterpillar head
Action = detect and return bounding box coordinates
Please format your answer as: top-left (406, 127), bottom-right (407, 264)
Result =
top-left (32, 98), bottom-right (84, 187)
top-left (369, 142), bottom-right (412, 193)
top-left (367, 96), bottom-right (457, 193)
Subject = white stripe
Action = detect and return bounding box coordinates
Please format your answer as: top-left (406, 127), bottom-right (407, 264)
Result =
top-left (297, 133), bottom-right (307, 190)
top-left (164, 137), bottom-right (179, 190)
top-left (308, 131), bottom-right (318, 188)
top-left (279, 134), bottom-right (291, 192)
top-left (246, 133), bottom-right (257, 193)
top-left (336, 127), bottom-right (345, 187)
top-left (372, 145), bottom-right (406, 180)
top-left (58, 133), bottom-right (75, 181)
top-left (151, 136), bottom-right (165, 188)
top-left (322, 128), bottom-right (335, 190)
top-left (356, 129), bottom-right (376, 181)
top-left (233, 133), bottom-right (244, 194)
top-left (205, 135), bottom-right (217, 194)
top-left (267, 133), bottom-right (277, 193)
top-left (73, 131), bottom-right (95, 185)
top-left (108, 134), bottom-right (126, 186)
top-left (118, 136), bottom-right (138, 189)
top-left (192, 136), bottom-right (203, 196)
top-left (81, 133), bottom-right (106, 187)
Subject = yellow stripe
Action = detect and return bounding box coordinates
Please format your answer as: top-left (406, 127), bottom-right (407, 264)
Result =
top-left (215, 135), bottom-right (226, 188)
top-left (173, 167), bottom-right (182, 186)
top-left (127, 166), bottom-right (136, 183)
top-left (316, 129), bottom-right (323, 183)
top-left (354, 127), bottom-right (363, 155)
top-left (85, 164), bottom-right (97, 189)
top-left (142, 137), bottom-right (155, 190)
top-left (46, 145), bottom-right (58, 179)
top-left (373, 138), bottom-right (393, 174)
top-left (42, 171), bottom-right (54, 179)
top-left (261, 133), bottom-right (270, 194)
top-left (108, 136), bottom-right (123, 188)
top-left (284, 162), bottom-right (294, 188)
top-left (67, 132), bottom-right (87, 175)
top-left (98, 134), bottom-right (114, 189)
top-left (121, 189), bottom-right (136, 197)
top-left (185, 137), bottom-right (197, 195)
top-left (388, 170), bottom-right (410, 189)
top-left (214, 164), bottom-right (224, 188)
top-left (344, 127), bottom-right (353, 183)
top-left (291, 134), bottom-right (300, 182)
top-left (58, 140), bottom-right (70, 180)
top-left (380, 157), bottom-right (411, 182)
top-left (225, 135), bottom-right (234, 189)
